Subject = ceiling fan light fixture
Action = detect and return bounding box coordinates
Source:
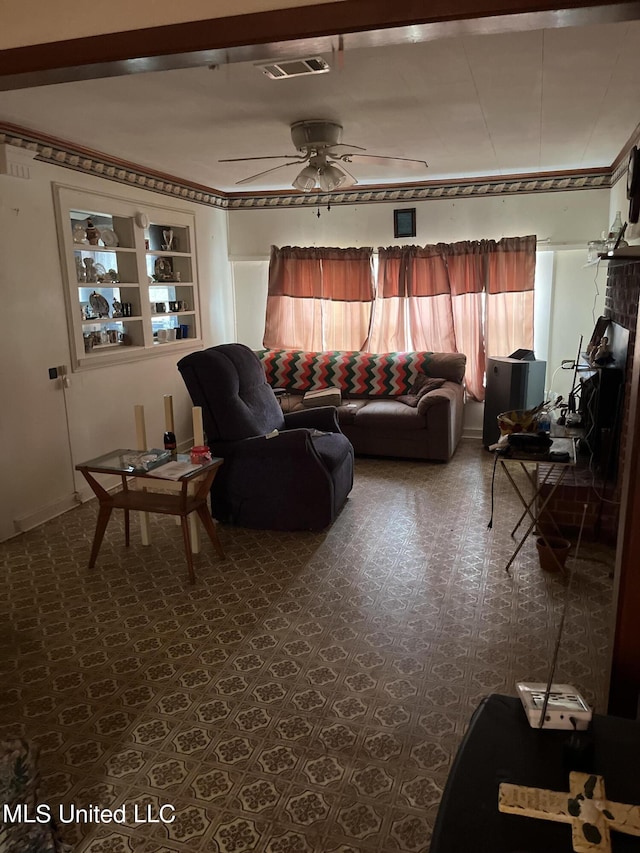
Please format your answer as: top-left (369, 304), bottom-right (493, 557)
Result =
top-left (317, 163), bottom-right (348, 192)
top-left (292, 164), bottom-right (319, 192)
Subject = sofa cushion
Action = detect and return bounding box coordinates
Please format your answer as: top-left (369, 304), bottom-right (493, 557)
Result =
top-left (257, 349), bottom-right (437, 397)
top-left (424, 352), bottom-right (466, 383)
top-left (397, 375), bottom-right (446, 407)
top-left (337, 399), bottom-right (370, 426)
top-left (353, 400), bottom-right (427, 430)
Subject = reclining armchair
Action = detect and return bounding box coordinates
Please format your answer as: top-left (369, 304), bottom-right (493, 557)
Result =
top-left (178, 344), bottom-right (354, 530)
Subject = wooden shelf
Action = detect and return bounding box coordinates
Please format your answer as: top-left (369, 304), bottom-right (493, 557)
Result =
top-left (149, 281), bottom-right (194, 287)
top-left (82, 316), bottom-right (143, 325)
top-left (73, 245), bottom-right (136, 253)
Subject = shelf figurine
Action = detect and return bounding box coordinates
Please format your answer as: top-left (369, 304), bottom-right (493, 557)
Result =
top-left (85, 219), bottom-right (100, 245)
top-left (83, 257), bottom-right (97, 282)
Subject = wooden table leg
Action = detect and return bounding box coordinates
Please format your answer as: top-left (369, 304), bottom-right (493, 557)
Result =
top-left (180, 515), bottom-right (196, 584)
top-left (196, 505), bottom-right (225, 558)
top-left (88, 504), bottom-right (113, 568)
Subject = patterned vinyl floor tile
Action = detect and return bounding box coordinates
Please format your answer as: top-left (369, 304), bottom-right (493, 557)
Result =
top-left (1, 440), bottom-right (616, 852)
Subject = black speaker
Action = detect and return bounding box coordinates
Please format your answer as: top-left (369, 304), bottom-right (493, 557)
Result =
top-left (483, 356), bottom-right (547, 447)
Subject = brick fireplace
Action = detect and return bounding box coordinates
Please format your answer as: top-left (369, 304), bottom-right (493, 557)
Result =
top-left (540, 257), bottom-right (640, 542)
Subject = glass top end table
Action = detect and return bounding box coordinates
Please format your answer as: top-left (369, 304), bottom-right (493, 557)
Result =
top-left (75, 449), bottom-right (225, 583)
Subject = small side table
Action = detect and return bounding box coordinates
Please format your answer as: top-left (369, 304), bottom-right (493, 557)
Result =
top-left (498, 438), bottom-right (577, 573)
top-left (76, 450), bottom-right (225, 583)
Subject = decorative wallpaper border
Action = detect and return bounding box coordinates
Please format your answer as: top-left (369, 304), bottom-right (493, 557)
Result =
top-left (1, 122), bottom-right (613, 209)
top-left (227, 172), bottom-right (611, 208)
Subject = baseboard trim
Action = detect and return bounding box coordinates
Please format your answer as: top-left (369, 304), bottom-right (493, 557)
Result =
top-left (462, 428), bottom-right (482, 440)
top-left (11, 494), bottom-right (80, 538)
top-left (7, 479), bottom-right (125, 542)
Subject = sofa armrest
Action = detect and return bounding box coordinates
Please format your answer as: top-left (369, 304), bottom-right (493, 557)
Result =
top-left (417, 380), bottom-right (465, 459)
top-left (416, 381), bottom-right (461, 416)
top-left (284, 407), bottom-right (340, 433)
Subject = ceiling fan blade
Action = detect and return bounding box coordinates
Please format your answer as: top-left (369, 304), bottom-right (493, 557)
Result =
top-left (235, 161), bottom-right (304, 185)
top-left (343, 153), bottom-right (428, 169)
top-left (327, 143), bottom-right (367, 155)
top-left (219, 154), bottom-right (307, 163)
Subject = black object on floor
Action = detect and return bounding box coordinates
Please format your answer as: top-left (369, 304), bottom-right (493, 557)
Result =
top-left (430, 694), bottom-right (640, 852)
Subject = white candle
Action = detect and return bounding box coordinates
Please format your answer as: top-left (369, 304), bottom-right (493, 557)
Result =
top-left (192, 406), bottom-right (204, 445)
top-left (134, 404), bottom-right (147, 450)
top-left (164, 395), bottom-right (174, 433)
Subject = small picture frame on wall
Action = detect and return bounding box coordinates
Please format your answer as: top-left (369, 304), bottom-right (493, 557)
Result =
top-left (394, 207), bottom-right (416, 238)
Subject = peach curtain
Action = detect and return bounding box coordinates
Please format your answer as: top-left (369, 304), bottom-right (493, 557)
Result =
top-left (370, 237), bottom-right (536, 401)
top-left (264, 246), bottom-right (374, 350)
top-left (485, 236), bottom-right (536, 361)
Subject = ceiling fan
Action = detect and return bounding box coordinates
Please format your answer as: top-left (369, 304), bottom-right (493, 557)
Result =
top-left (219, 120), bottom-right (428, 192)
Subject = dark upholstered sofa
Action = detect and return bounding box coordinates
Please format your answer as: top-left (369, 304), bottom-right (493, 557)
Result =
top-left (257, 349), bottom-right (466, 461)
top-left (178, 344), bottom-right (354, 531)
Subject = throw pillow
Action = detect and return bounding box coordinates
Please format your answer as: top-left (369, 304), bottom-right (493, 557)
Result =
top-left (397, 375), bottom-right (445, 407)
top-left (302, 387), bottom-right (342, 408)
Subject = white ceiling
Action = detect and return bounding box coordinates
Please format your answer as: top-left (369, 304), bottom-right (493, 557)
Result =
top-left (1, 20), bottom-right (640, 192)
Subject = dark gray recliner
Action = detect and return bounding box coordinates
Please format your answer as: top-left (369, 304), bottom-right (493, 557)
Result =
top-left (177, 344), bottom-right (354, 530)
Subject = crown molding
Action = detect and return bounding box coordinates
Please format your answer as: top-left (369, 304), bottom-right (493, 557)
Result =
top-left (0, 121), bottom-right (615, 210)
top-left (0, 122), bottom-right (229, 208)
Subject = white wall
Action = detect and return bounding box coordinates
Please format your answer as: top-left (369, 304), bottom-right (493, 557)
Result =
top-left (228, 191), bottom-right (610, 256)
top-left (0, 161), bottom-right (233, 541)
top-left (546, 250), bottom-right (608, 401)
top-left (233, 260), bottom-right (269, 349)
top-left (228, 190), bottom-right (610, 434)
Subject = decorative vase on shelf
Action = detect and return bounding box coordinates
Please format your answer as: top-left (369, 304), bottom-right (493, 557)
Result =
top-left (85, 219), bottom-right (100, 245)
top-left (604, 210), bottom-right (628, 251)
top-left (162, 228), bottom-right (174, 251)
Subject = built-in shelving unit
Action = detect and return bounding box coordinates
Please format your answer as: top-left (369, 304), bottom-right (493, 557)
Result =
top-left (54, 186), bottom-right (201, 370)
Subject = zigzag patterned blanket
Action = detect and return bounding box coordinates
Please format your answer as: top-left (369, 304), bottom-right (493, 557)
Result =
top-left (256, 349), bottom-right (434, 397)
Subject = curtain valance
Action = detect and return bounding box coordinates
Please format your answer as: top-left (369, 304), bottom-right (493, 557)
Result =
top-left (268, 245), bottom-right (374, 301)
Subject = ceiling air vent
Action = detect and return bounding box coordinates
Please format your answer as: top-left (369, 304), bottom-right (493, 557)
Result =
top-left (257, 57), bottom-right (330, 80)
